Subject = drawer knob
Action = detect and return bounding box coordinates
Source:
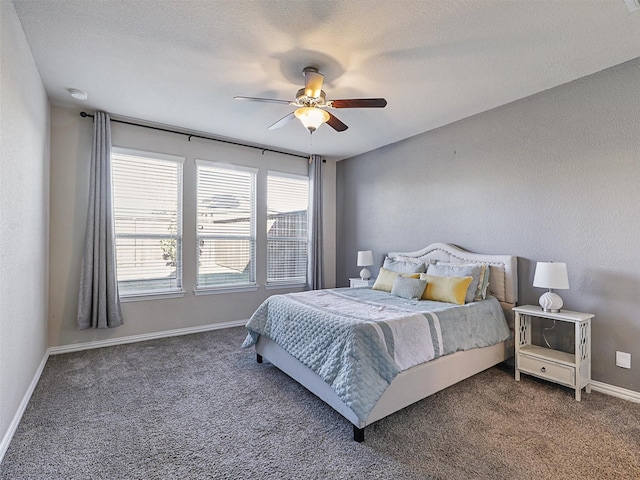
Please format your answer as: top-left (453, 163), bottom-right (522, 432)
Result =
top-left (540, 367), bottom-right (546, 373)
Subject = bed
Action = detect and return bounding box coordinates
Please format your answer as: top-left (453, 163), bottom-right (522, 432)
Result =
top-left (243, 243), bottom-right (518, 442)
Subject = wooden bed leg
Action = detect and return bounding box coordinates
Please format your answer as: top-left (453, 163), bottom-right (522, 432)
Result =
top-left (256, 353), bottom-right (263, 364)
top-left (353, 426), bottom-right (365, 443)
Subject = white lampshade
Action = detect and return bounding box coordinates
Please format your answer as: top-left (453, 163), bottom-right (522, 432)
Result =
top-left (357, 250), bottom-right (374, 267)
top-left (294, 107), bottom-right (330, 132)
top-left (357, 250), bottom-right (374, 280)
top-left (533, 262), bottom-right (569, 289)
top-left (533, 262), bottom-right (569, 312)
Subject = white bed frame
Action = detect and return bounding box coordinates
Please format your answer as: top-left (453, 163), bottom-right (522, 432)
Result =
top-left (254, 243), bottom-right (518, 441)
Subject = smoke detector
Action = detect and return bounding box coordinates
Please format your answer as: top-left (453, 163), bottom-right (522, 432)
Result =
top-left (68, 88), bottom-right (88, 100)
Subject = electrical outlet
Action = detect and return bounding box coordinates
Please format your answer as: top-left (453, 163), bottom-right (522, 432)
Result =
top-left (616, 351), bottom-right (631, 369)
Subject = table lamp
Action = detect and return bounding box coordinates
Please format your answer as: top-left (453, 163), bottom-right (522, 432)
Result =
top-left (533, 261), bottom-right (569, 312)
top-left (357, 250), bottom-right (374, 280)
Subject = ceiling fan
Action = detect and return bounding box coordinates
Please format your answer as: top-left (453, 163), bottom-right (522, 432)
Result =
top-left (234, 67), bottom-right (387, 133)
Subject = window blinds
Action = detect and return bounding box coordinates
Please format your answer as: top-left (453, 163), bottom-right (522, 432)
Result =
top-left (267, 172), bottom-right (309, 285)
top-left (111, 149), bottom-right (184, 295)
top-left (196, 161), bottom-right (257, 288)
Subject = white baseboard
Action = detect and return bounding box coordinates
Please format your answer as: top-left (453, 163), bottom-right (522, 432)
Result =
top-left (48, 319), bottom-right (248, 355)
top-left (0, 350), bottom-right (49, 463)
top-left (0, 320), bottom-right (247, 464)
top-left (591, 380), bottom-right (640, 403)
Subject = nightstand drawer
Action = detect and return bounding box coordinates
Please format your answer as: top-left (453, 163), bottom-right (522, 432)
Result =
top-left (518, 354), bottom-right (575, 386)
top-left (349, 278), bottom-right (375, 288)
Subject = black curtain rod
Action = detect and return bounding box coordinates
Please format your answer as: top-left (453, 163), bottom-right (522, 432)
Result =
top-left (79, 111), bottom-right (309, 159)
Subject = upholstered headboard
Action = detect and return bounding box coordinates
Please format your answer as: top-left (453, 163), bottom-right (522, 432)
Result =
top-left (387, 243), bottom-right (518, 319)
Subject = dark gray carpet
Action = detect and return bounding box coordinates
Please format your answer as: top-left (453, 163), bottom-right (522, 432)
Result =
top-left (1, 326), bottom-right (639, 479)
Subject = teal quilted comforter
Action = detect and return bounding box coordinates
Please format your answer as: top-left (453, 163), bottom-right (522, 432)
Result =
top-left (243, 287), bottom-right (509, 422)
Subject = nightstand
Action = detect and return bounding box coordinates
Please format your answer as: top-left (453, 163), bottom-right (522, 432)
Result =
top-left (513, 305), bottom-right (594, 401)
top-left (349, 277), bottom-right (375, 288)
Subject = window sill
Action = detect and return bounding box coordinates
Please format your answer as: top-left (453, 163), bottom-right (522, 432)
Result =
top-left (193, 285), bottom-right (260, 296)
top-left (120, 290), bottom-right (186, 303)
top-left (265, 283), bottom-right (306, 291)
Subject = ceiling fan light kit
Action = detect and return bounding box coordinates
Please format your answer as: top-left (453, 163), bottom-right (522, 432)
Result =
top-left (294, 107), bottom-right (330, 132)
top-left (235, 66), bottom-right (387, 134)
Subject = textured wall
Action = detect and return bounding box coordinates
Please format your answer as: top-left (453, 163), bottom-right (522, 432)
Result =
top-left (337, 58), bottom-right (640, 393)
top-left (48, 106), bottom-right (336, 347)
top-left (0, 0), bottom-right (50, 453)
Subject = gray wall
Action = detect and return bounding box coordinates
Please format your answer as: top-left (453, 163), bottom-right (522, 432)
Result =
top-left (337, 58), bottom-right (640, 393)
top-left (0, 0), bottom-right (50, 452)
top-left (48, 106), bottom-right (336, 347)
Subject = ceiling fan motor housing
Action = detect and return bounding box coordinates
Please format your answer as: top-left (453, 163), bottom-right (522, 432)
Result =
top-left (295, 88), bottom-right (326, 107)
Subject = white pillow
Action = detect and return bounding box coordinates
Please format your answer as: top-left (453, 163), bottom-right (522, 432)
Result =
top-left (383, 256), bottom-right (426, 274)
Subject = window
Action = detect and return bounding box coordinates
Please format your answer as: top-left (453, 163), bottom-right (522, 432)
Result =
top-left (196, 161), bottom-right (256, 289)
top-left (111, 148), bottom-right (184, 296)
top-left (266, 172), bottom-right (309, 285)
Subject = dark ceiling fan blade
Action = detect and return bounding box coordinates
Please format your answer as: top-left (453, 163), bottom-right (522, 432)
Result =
top-left (268, 112), bottom-right (296, 130)
top-left (326, 112), bottom-right (348, 132)
top-left (303, 68), bottom-right (324, 98)
top-left (329, 98), bottom-right (387, 108)
top-left (234, 96), bottom-right (293, 105)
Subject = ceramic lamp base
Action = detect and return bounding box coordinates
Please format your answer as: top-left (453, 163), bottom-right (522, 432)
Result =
top-left (359, 267), bottom-right (371, 280)
top-left (539, 291), bottom-right (563, 313)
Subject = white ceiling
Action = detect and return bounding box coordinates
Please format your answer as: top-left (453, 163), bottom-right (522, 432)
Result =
top-left (11, 0), bottom-right (640, 161)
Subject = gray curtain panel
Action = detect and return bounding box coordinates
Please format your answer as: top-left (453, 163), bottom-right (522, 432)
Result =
top-left (306, 154), bottom-right (324, 290)
top-left (77, 111), bottom-right (124, 329)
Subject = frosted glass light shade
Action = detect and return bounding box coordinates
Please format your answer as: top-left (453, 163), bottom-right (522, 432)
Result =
top-left (357, 250), bottom-right (374, 280)
top-left (294, 107), bottom-right (330, 132)
top-left (533, 262), bottom-right (569, 312)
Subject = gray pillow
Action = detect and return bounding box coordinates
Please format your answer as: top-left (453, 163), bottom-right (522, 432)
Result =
top-left (426, 262), bottom-right (482, 303)
top-left (383, 256), bottom-right (426, 274)
top-left (391, 275), bottom-right (427, 300)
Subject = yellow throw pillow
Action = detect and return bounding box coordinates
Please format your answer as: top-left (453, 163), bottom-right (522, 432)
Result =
top-left (402, 273), bottom-right (421, 279)
top-left (373, 268), bottom-right (420, 293)
top-left (372, 268), bottom-right (397, 292)
top-left (419, 274), bottom-right (473, 305)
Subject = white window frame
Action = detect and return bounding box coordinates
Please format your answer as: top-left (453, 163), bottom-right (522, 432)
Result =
top-left (111, 147), bottom-right (185, 301)
top-left (266, 170), bottom-right (309, 288)
top-left (195, 160), bottom-right (258, 294)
